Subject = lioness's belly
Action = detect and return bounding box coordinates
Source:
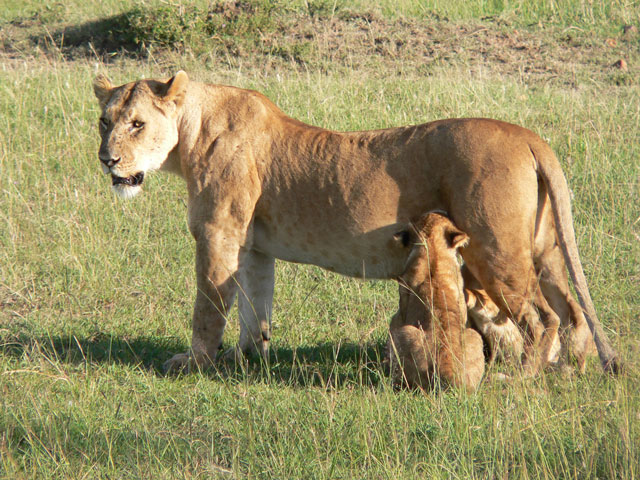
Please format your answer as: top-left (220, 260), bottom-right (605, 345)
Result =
top-left (251, 137), bottom-right (443, 278)
top-left (253, 215), bottom-right (410, 278)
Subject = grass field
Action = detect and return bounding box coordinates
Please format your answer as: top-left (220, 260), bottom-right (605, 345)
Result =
top-left (1, 1), bottom-right (639, 478)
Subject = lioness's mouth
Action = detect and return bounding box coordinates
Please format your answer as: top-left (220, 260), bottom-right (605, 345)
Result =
top-left (111, 172), bottom-right (145, 187)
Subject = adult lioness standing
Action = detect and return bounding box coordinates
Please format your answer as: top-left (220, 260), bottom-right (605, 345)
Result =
top-left (92, 71), bottom-right (619, 375)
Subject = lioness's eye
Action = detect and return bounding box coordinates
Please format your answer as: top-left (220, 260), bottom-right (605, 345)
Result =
top-left (132, 120), bottom-right (144, 129)
top-left (99, 117), bottom-right (109, 128)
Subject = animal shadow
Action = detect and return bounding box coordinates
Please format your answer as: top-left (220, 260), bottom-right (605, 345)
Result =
top-left (0, 330), bottom-right (389, 389)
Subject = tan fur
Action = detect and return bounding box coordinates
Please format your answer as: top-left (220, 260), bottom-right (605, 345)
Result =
top-left (463, 252), bottom-right (595, 372)
top-left (464, 286), bottom-right (524, 364)
top-left (92, 71), bottom-right (619, 375)
top-left (388, 213), bottom-right (484, 392)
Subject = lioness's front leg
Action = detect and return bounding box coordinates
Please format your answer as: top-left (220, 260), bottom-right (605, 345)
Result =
top-left (164, 229), bottom-right (243, 373)
top-left (237, 250), bottom-right (275, 360)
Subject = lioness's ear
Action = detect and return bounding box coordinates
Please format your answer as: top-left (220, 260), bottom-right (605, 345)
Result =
top-left (164, 70), bottom-right (189, 105)
top-left (93, 74), bottom-right (114, 108)
top-left (445, 225), bottom-right (469, 251)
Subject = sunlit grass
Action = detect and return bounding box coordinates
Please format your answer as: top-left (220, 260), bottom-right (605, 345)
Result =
top-left (1, 1), bottom-right (639, 478)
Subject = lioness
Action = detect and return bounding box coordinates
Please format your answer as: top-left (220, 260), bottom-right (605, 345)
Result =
top-left (388, 212), bottom-right (484, 392)
top-left (92, 71), bottom-right (619, 375)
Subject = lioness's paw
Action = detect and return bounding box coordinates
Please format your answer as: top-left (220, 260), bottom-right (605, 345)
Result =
top-left (163, 353), bottom-right (192, 374)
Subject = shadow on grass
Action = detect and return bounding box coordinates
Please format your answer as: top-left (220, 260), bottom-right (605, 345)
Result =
top-left (259, 341), bottom-right (389, 389)
top-left (28, 3), bottom-right (270, 61)
top-left (0, 331), bottom-right (389, 389)
top-left (45, 13), bottom-right (141, 59)
top-left (0, 331), bottom-right (183, 372)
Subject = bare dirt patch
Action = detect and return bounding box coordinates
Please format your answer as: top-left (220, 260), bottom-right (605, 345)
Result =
top-left (271, 11), bottom-right (638, 85)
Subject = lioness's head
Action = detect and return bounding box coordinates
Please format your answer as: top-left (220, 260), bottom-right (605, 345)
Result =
top-left (92, 71), bottom-right (188, 198)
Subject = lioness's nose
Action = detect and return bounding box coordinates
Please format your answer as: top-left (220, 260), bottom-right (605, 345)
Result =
top-left (100, 156), bottom-right (120, 168)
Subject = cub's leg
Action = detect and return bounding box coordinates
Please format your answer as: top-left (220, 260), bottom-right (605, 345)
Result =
top-left (462, 266), bottom-right (524, 364)
top-left (237, 250), bottom-right (275, 360)
top-left (460, 328), bottom-right (485, 392)
top-left (388, 307), bottom-right (436, 391)
top-left (164, 230), bottom-right (243, 373)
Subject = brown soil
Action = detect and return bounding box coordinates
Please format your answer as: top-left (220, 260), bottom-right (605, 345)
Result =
top-left (270, 11), bottom-right (638, 85)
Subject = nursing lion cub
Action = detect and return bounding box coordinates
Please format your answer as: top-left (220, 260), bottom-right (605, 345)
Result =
top-left (388, 212), bottom-right (485, 392)
top-left (92, 71), bottom-right (619, 375)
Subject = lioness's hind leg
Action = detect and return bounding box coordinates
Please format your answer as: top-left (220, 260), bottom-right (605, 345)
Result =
top-left (537, 245), bottom-right (593, 373)
top-left (237, 250), bottom-right (275, 361)
top-left (531, 285), bottom-right (562, 371)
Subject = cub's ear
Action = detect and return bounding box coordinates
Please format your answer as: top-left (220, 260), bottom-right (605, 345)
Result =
top-left (164, 70), bottom-right (189, 105)
top-left (444, 224), bottom-right (469, 251)
top-left (93, 74), bottom-right (114, 108)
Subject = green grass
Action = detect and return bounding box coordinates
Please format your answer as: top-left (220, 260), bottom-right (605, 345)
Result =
top-left (3, 0), bottom-right (636, 27)
top-left (356, 0), bottom-right (639, 27)
top-left (1, 1), bottom-right (639, 478)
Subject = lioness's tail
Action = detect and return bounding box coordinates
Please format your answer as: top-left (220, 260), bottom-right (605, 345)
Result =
top-left (531, 140), bottom-right (621, 374)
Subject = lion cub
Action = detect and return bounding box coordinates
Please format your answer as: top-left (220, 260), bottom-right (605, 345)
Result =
top-left (389, 212), bottom-right (485, 392)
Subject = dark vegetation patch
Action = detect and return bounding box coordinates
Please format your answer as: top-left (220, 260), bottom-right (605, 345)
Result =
top-left (1, 1), bottom-right (638, 85)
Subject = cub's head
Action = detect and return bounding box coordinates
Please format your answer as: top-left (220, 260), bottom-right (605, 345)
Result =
top-left (394, 212), bottom-right (469, 322)
top-left (92, 71), bottom-right (188, 198)
top-left (398, 212), bottom-right (469, 294)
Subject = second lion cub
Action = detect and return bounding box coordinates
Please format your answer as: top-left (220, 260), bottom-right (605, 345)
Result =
top-left (389, 212), bottom-right (484, 392)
